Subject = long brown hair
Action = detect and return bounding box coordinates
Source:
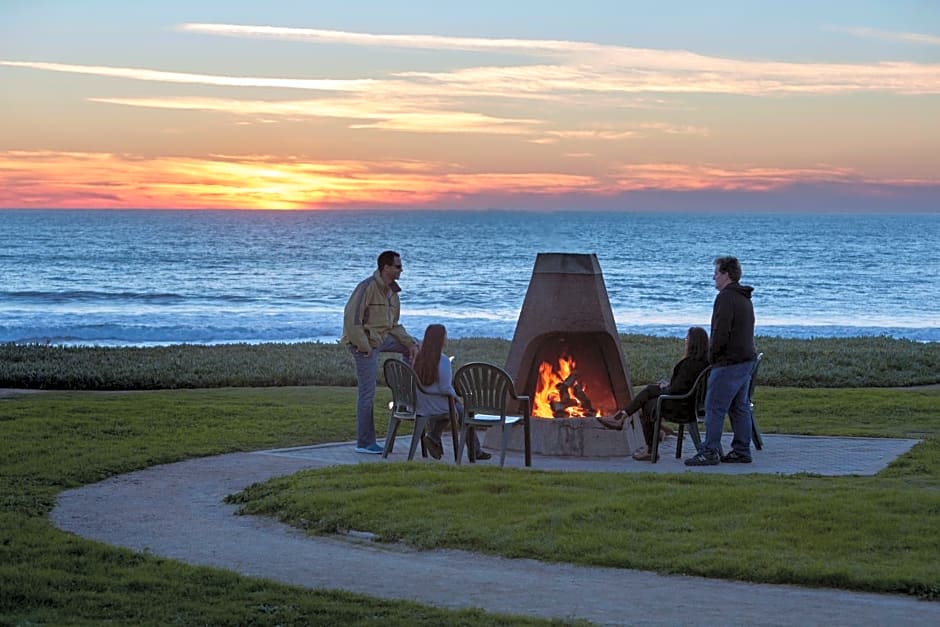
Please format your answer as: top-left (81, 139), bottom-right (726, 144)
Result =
top-left (413, 324), bottom-right (447, 386)
top-left (685, 326), bottom-right (708, 361)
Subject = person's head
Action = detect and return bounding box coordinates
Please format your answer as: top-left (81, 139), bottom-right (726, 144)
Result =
top-left (684, 326), bottom-right (708, 360)
top-left (377, 250), bottom-right (402, 284)
top-left (713, 256), bottom-right (741, 290)
top-left (414, 324), bottom-right (447, 386)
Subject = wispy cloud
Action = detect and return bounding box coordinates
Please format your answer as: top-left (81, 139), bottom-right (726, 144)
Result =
top-left (180, 23), bottom-right (940, 96)
top-left (832, 26), bottom-right (940, 46)
top-left (88, 96), bottom-right (541, 135)
top-left (0, 61), bottom-right (374, 91)
top-left (6, 24), bottom-right (939, 99)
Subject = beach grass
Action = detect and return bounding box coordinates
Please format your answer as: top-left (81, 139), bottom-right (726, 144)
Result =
top-left (1, 337), bottom-right (939, 623)
top-left (3, 334), bottom-right (939, 390)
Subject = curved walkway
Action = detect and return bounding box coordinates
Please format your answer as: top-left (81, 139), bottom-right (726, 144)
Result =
top-left (51, 436), bottom-right (937, 626)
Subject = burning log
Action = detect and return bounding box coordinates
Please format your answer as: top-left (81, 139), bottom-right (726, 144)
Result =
top-left (573, 383), bottom-right (596, 416)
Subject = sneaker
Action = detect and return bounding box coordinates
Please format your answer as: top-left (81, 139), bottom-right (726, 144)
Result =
top-left (720, 450), bottom-right (752, 463)
top-left (684, 450), bottom-right (720, 466)
top-left (474, 451), bottom-right (492, 461)
top-left (422, 435), bottom-right (443, 460)
top-left (354, 443), bottom-right (384, 454)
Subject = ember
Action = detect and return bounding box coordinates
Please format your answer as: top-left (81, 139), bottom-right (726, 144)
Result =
top-left (534, 354), bottom-right (599, 418)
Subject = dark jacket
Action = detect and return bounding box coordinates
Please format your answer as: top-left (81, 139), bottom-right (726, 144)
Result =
top-left (664, 355), bottom-right (710, 396)
top-left (709, 282), bottom-right (757, 366)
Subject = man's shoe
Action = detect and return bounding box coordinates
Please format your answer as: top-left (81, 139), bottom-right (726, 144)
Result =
top-left (423, 435), bottom-right (443, 460)
top-left (720, 450), bottom-right (752, 463)
top-left (684, 450), bottom-right (720, 466)
top-left (354, 443), bottom-right (384, 454)
top-left (475, 451), bottom-right (492, 461)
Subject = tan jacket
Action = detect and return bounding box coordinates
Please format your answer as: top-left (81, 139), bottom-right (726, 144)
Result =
top-left (341, 270), bottom-right (416, 352)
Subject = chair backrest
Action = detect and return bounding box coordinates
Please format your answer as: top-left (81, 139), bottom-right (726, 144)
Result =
top-left (453, 362), bottom-right (520, 417)
top-left (383, 359), bottom-right (418, 416)
top-left (692, 366), bottom-right (712, 420)
top-left (747, 352), bottom-right (764, 405)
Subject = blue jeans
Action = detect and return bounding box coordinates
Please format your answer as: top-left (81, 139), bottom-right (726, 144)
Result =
top-left (351, 336), bottom-right (410, 448)
top-left (702, 360), bottom-right (755, 456)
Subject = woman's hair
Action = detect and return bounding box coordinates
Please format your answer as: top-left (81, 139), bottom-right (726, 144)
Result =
top-left (413, 324), bottom-right (447, 386)
top-left (685, 326), bottom-right (708, 361)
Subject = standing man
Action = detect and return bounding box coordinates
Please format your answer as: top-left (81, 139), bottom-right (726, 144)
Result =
top-left (685, 256), bottom-right (757, 466)
top-left (342, 250), bottom-right (418, 454)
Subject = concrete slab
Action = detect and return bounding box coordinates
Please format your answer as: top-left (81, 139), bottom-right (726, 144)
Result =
top-left (261, 432), bottom-right (920, 477)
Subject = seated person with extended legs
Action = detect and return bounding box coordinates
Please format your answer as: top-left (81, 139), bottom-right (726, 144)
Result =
top-left (597, 326), bottom-right (709, 461)
top-left (413, 324), bottom-right (490, 461)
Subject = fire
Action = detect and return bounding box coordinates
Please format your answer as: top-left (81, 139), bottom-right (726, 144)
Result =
top-left (532, 354), bottom-right (598, 419)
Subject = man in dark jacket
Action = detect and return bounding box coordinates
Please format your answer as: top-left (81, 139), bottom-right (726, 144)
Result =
top-left (686, 256), bottom-right (757, 466)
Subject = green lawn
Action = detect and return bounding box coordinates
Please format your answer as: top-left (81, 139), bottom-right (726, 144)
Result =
top-left (0, 388), bottom-right (568, 626)
top-left (2, 335), bottom-right (938, 623)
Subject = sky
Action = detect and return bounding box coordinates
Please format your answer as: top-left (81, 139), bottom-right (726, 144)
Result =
top-left (1, 0), bottom-right (939, 211)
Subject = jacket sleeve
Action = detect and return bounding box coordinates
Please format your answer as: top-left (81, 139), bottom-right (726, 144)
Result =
top-left (342, 280), bottom-right (371, 352)
top-left (439, 357), bottom-right (457, 397)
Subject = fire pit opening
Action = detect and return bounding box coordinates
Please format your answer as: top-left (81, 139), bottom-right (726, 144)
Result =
top-left (523, 332), bottom-right (621, 419)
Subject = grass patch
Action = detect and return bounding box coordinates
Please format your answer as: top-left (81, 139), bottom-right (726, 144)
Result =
top-left (229, 458), bottom-right (940, 599)
top-left (1, 387), bottom-right (566, 625)
top-left (227, 386), bottom-right (940, 599)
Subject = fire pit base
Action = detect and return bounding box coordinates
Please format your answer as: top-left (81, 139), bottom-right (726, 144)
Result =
top-left (481, 415), bottom-right (645, 458)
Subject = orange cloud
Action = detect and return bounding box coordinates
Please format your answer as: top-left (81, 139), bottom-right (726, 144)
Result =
top-left (2, 150), bottom-right (933, 210)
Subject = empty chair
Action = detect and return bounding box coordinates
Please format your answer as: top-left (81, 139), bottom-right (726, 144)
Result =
top-left (650, 366), bottom-right (711, 463)
top-left (452, 362), bottom-right (532, 467)
top-left (382, 359), bottom-right (458, 461)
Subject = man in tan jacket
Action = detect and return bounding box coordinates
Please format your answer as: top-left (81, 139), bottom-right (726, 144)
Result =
top-left (342, 250), bottom-right (418, 453)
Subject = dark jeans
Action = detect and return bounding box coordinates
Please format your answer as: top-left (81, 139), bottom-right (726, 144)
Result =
top-left (624, 383), bottom-right (663, 447)
top-left (702, 360), bottom-right (756, 456)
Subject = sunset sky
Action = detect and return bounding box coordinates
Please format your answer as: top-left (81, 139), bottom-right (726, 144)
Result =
top-left (1, 0), bottom-right (938, 211)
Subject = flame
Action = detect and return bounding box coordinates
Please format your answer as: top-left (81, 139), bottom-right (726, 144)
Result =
top-left (532, 354), bottom-right (595, 419)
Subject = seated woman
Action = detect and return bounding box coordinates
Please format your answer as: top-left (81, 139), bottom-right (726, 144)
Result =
top-left (413, 323), bottom-right (490, 461)
top-left (597, 326), bottom-right (709, 461)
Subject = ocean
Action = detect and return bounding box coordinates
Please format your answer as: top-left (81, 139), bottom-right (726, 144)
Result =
top-left (1, 209), bottom-right (938, 346)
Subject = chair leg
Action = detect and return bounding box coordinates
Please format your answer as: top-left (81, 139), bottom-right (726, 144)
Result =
top-left (523, 414), bottom-right (532, 467)
top-left (500, 424), bottom-right (512, 467)
top-left (409, 416), bottom-right (431, 461)
top-left (449, 415), bottom-right (460, 462)
top-left (650, 414), bottom-right (662, 463)
top-left (675, 424), bottom-right (684, 458)
top-left (456, 426), bottom-right (469, 466)
top-left (689, 422), bottom-right (702, 452)
top-left (751, 414), bottom-right (764, 450)
top-left (383, 418), bottom-right (400, 458)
